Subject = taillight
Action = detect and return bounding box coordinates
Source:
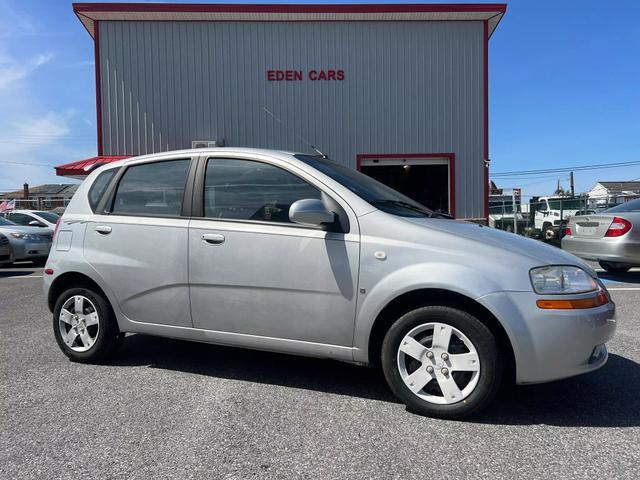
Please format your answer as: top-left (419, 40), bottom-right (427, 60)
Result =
top-left (564, 227), bottom-right (572, 236)
top-left (605, 217), bottom-right (632, 237)
top-left (53, 217), bottom-right (61, 240)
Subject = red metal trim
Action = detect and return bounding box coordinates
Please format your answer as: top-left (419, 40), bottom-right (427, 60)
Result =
top-left (73, 3), bottom-right (507, 15)
top-left (483, 20), bottom-right (489, 222)
top-left (356, 153), bottom-right (456, 218)
top-left (94, 20), bottom-right (103, 156)
top-left (55, 156), bottom-right (129, 177)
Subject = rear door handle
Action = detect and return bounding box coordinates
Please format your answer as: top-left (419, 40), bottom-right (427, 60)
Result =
top-left (94, 225), bottom-right (112, 235)
top-left (202, 233), bottom-right (225, 245)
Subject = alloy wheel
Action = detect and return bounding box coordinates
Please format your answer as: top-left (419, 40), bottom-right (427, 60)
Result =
top-left (397, 322), bottom-right (481, 405)
top-left (58, 295), bottom-right (100, 352)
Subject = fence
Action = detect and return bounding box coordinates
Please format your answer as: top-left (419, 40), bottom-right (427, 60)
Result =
top-left (0, 197), bottom-right (72, 212)
top-left (488, 194), bottom-right (639, 242)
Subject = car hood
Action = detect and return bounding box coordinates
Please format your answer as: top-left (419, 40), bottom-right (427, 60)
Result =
top-left (402, 217), bottom-right (594, 272)
top-left (0, 225), bottom-right (53, 235)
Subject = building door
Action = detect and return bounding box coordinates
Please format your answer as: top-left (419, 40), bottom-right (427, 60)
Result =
top-left (358, 155), bottom-right (454, 216)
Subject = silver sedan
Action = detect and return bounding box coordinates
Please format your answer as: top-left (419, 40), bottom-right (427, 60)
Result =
top-left (563, 198), bottom-right (640, 273)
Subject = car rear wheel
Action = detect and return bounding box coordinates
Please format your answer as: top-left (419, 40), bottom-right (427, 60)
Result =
top-left (599, 261), bottom-right (631, 274)
top-left (381, 306), bottom-right (502, 419)
top-left (53, 287), bottom-right (122, 363)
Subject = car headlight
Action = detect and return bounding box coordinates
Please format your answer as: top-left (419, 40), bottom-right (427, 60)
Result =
top-left (9, 232), bottom-right (38, 240)
top-left (530, 266), bottom-right (598, 294)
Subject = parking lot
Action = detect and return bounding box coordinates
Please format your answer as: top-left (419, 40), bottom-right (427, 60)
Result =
top-left (1, 262), bottom-right (639, 479)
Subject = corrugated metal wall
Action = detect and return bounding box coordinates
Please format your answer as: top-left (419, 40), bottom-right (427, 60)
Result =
top-left (99, 21), bottom-right (485, 218)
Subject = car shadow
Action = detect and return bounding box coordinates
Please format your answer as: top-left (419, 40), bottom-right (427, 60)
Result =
top-left (597, 270), bottom-right (640, 285)
top-left (112, 335), bottom-right (640, 427)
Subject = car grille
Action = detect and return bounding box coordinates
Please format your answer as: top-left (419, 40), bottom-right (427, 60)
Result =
top-left (38, 233), bottom-right (52, 241)
top-left (0, 235), bottom-right (8, 246)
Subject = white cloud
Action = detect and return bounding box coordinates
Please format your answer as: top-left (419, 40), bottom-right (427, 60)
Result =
top-left (0, 49), bottom-right (54, 89)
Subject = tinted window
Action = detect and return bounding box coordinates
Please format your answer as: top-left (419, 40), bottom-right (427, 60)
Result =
top-left (604, 198), bottom-right (640, 213)
top-left (0, 217), bottom-right (16, 226)
top-left (8, 213), bottom-right (34, 225)
top-left (204, 158), bottom-right (321, 223)
top-left (89, 169), bottom-right (117, 212)
top-left (112, 160), bottom-right (190, 216)
top-left (33, 211), bottom-right (59, 223)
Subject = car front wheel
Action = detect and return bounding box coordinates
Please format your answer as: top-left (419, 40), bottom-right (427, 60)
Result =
top-left (53, 287), bottom-right (122, 363)
top-left (381, 306), bottom-right (502, 419)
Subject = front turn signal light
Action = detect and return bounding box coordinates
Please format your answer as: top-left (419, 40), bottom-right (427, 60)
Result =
top-left (536, 290), bottom-right (609, 310)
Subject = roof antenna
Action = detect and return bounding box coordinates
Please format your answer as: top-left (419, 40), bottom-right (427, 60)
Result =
top-left (262, 107), bottom-right (328, 159)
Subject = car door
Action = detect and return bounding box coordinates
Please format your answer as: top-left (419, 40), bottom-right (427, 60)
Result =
top-left (84, 156), bottom-right (196, 327)
top-left (188, 155), bottom-right (360, 348)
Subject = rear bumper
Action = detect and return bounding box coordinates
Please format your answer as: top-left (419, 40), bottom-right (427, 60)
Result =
top-left (562, 235), bottom-right (640, 265)
top-left (478, 290), bottom-right (616, 384)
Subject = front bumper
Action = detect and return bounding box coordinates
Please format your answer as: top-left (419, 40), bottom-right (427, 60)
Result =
top-left (11, 240), bottom-right (51, 260)
top-left (478, 290), bottom-right (616, 384)
top-left (562, 235), bottom-right (640, 265)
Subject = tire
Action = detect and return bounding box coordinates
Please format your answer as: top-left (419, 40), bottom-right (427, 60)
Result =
top-left (599, 261), bottom-right (631, 274)
top-left (381, 306), bottom-right (502, 419)
top-left (543, 224), bottom-right (556, 240)
top-left (52, 287), bottom-right (122, 363)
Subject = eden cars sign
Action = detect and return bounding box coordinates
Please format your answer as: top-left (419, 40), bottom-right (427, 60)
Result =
top-left (267, 69), bottom-right (345, 81)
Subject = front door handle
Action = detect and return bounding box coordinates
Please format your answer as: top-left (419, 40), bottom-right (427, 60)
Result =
top-left (202, 233), bottom-right (225, 245)
top-left (94, 225), bottom-right (112, 235)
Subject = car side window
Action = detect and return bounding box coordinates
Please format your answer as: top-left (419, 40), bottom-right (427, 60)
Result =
top-left (204, 158), bottom-right (321, 223)
top-left (9, 213), bottom-right (33, 225)
top-left (88, 169), bottom-right (117, 212)
top-left (111, 159), bottom-right (191, 217)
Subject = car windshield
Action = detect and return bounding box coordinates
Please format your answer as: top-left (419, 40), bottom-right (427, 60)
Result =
top-left (33, 211), bottom-right (60, 223)
top-left (604, 198), bottom-right (640, 213)
top-left (295, 155), bottom-right (450, 218)
top-left (0, 217), bottom-right (16, 226)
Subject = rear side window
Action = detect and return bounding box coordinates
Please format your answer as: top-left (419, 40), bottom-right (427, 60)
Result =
top-left (204, 158), bottom-right (321, 223)
top-left (111, 159), bottom-right (190, 216)
top-left (88, 169), bottom-right (117, 212)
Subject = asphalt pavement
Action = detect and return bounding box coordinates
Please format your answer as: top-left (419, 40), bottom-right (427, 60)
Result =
top-left (1, 263), bottom-right (639, 479)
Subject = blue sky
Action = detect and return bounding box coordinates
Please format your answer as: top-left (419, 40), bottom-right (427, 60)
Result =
top-left (0, 0), bottom-right (638, 197)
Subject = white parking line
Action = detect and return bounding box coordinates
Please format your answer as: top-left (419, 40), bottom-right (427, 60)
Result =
top-left (607, 287), bottom-right (640, 291)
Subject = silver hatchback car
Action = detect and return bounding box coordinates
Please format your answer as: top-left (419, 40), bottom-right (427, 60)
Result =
top-left (44, 148), bottom-right (616, 418)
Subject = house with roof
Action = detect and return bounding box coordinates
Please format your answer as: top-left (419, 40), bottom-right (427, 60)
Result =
top-left (587, 181), bottom-right (640, 209)
top-left (0, 183), bottom-right (80, 210)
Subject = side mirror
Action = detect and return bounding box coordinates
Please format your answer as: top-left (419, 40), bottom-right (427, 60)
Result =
top-left (29, 220), bottom-right (46, 227)
top-left (289, 199), bottom-right (336, 227)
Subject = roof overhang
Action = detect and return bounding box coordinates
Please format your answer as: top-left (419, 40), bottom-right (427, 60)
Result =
top-left (73, 3), bottom-right (507, 38)
top-left (55, 156), bottom-right (129, 179)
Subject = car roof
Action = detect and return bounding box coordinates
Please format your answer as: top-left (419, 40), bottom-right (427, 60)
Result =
top-left (99, 148), bottom-right (307, 171)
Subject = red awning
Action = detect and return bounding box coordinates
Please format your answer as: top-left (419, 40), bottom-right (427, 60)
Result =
top-left (55, 156), bottom-right (129, 177)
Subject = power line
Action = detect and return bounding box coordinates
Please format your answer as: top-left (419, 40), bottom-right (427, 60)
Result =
top-left (491, 159), bottom-right (640, 177)
top-left (0, 161), bottom-right (54, 167)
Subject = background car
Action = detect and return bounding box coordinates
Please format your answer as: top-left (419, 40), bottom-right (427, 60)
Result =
top-left (563, 198), bottom-right (640, 273)
top-left (0, 232), bottom-right (14, 266)
top-left (0, 209), bottom-right (60, 229)
top-left (0, 217), bottom-right (52, 265)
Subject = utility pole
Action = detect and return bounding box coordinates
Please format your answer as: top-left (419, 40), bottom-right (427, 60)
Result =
top-left (570, 171), bottom-right (575, 197)
top-left (512, 189), bottom-right (518, 235)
